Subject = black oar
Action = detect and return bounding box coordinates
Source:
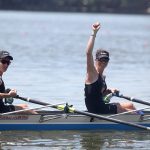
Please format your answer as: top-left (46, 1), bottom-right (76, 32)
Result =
top-left (15, 95), bottom-right (150, 131)
top-left (115, 94), bottom-right (150, 106)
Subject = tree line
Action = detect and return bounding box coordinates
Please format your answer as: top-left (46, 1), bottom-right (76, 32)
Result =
top-left (0, 0), bottom-right (149, 14)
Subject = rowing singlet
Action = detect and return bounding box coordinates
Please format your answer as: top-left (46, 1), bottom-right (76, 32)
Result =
top-left (0, 77), bottom-right (5, 106)
top-left (84, 75), bottom-right (117, 114)
top-left (0, 77), bottom-right (15, 113)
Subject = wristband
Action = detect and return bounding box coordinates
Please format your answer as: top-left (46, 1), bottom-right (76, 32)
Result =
top-left (91, 34), bottom-right (96, 37)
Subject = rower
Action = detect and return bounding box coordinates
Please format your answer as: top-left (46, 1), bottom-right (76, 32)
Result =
top-left (0, 50), bottom-right (37, 114)
top-left (84, 22), bottom-right (136, 114)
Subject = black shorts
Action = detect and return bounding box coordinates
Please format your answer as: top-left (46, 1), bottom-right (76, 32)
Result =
top-left (85, 80), bottom-right (117, 114)
top-left (0, 105), bottom-right (15, 113)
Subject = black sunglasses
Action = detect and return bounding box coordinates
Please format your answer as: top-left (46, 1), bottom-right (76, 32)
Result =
top-left (0, 59), bottom-right (11, 65)
top-left (99, 58), bottom-right (109, 62)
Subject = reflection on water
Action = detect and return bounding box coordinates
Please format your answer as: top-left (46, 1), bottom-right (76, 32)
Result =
top-left (0, 131), bottom-right (150, 150)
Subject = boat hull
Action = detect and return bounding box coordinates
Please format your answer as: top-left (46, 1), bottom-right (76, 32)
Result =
top-left (0, 123), bottom-right (150, 131)
top-left (0, 111), bottom-right (150, 131)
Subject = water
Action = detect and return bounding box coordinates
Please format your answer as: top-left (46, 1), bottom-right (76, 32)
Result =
top-left (0, 131), bottom-right (150, 150)
top-left (0, 11), bottom-right (150, 149)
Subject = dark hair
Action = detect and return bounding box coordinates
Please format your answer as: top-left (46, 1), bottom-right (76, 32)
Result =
top-left (95, 49), bottom-right (109, 61)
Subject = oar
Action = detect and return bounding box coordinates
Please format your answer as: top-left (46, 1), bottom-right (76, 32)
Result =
top-left (115, 93), bottom-right (150, 106)
top-left (0, 103), bottom-right (65, 116)
top-left (15, 95), bottom-right (150, 131)
top-left (15, 95), bottom-right (66, 110)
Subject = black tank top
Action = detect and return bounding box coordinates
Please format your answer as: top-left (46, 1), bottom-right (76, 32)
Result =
top-left (85, 75), bottom-right (117, 114)
top-left (84, 75), bottom-right (107, 112)
top-left (98, 75), bottom-right (107, 94)
top-left (0, 77), bottom-right (5, 106)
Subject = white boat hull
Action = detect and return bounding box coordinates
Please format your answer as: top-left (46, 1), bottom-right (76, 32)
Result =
top-left (0, 111), bottom-right (150, 131)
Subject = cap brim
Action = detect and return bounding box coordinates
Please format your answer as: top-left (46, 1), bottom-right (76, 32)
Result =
top-left (2, 55), bottom-right (13, 60)
top-left (8, 56), bottom-right (13, 60)
top-left (100, 56), bottom-right (109, 59)
top-left (96, 55), bottom-right (109, 60)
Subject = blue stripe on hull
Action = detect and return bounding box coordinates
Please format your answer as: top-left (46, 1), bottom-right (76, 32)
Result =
top-left (0, 124), bottom-right (149, 131)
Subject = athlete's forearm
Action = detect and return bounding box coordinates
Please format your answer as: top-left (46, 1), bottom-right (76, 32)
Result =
top-left (86, 34), bottom-right (96, 55)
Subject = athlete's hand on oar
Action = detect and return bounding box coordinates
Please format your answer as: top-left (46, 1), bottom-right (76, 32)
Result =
top-left (92, 22), bottom-right (101, 35)
top-left (110, 88), bottom-right (119, 94)
top-left (107, 88), bottom-right (119, 95)
top-left (8, 89), bottom-right (17, 97)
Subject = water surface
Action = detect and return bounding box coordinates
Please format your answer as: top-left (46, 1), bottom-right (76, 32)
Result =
top-left (0, 11), bottom-right (150, 149)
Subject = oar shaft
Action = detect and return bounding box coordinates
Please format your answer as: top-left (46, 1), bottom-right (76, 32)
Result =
top-left (16, 96), bottom-right (59, 109)
top-left (1, 103), bottom-right (65, 116)
top-left (16, 96), bottom-right (49, 105)
top-left (74, 110), bottom-right (150, 131)
top-left (16, 95), bottom-right (150, 131)
top-left (108, 106), bottom-right (150, 118)
top-left (118, 95), bottom-right (150, 106)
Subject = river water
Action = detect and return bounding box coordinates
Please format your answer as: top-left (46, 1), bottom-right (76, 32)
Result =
top-left (0, 11), bottom-right (150, 149)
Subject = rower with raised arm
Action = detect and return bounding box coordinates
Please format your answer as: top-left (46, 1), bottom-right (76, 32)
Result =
top-left (0, 50), bottom-right (37, 114)
top-left (84, 22), bottom-right (136, 114)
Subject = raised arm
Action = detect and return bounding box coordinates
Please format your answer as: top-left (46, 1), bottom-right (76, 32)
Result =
top-left (85, 22), bottom-right (101, 84)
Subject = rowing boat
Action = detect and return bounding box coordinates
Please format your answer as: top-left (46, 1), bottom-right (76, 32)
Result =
top-left (1, 93), bottom-right (149, 131)
top-left (0, 110), bottom-right (150, 131)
